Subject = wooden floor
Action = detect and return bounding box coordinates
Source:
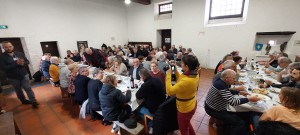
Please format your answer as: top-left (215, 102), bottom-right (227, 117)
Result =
top-left (1, 69), bottom-right (217, 135)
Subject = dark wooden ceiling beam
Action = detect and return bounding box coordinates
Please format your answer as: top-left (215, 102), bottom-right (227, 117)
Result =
top-left (131, 0), bottom-right (151, 5)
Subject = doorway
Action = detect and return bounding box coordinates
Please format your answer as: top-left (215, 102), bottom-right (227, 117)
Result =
top-left (40, 41), bottom-right (60, 57)
top-left (160, 29), bottom-right (171, 50)
top-left (0, 38), bottom-right (32, 84)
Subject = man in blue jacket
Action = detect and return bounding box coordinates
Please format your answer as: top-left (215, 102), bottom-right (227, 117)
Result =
top-left (0, 41), bottom-right (39, 108)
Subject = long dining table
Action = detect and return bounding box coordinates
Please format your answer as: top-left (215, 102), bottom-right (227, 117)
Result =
top-left (227, 64), bottom-right (282, 113)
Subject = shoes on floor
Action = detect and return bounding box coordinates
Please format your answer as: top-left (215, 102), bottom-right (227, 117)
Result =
top-left (22, 100), bottom-right (32, 105)
top-left (32, 102), bottom-right (39, 109)
top-left (111, 124), bottom-right (120, 133)
top-left (149, 127), bottom-right (153, 134)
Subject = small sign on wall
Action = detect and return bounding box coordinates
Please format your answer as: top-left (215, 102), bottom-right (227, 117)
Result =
top-left (165, 38), bottom-right (171, 43)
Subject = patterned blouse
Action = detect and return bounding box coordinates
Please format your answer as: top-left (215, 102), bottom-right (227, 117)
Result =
top-left (68, 73), bottom-right (76, 94)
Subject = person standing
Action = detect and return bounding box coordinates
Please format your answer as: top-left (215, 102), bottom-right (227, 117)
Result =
top-left (0, 41), bottom-right (39, 108)
top-left (165, 55), bottom-right (200, 135)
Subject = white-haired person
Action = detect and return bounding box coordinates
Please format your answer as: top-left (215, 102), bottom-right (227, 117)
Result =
top-left (49, 56), bottom-right (60, 86)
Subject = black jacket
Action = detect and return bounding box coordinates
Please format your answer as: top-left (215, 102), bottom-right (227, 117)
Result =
top-left (83, 47), bottom-right (106, 69)
top-left (271, 81), bottom-right (300, 89)
top-left (87, 79), bottom-right (103, 110)
top-left (136, 76), bottom-right (165, 114)
top-left (128, 65), bottom-right (143, 80)
top-left (153, 96), bottom-right (178, 135)
top-left (132, 50), bottom-right (142, 58)
top-left (99, 84), bottom-right (131, 121)
top-left (0, 51), bottom-right (29, 80)
top-left (74, 74), bottom-right (90, 105)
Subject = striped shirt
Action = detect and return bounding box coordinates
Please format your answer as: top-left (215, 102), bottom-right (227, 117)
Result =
top-left (205, 78), bottom-right (248, 111)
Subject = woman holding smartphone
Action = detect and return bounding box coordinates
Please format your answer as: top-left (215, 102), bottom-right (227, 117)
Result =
top-left (165, 55), bottom-right (200, 135)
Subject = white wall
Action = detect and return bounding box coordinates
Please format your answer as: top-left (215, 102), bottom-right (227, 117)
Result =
top-left (127, 0), bottom-right (300, 69)
top-left (0, 0), bottom-right (128, 73)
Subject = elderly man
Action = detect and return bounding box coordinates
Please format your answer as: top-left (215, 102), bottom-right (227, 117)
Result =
top-left (41, 53), bottom-right (51, 79)
top-left (266, 67), bottom-right (300, 89)
top-left (157, 55), bottom-right (169, 74)
top-left (205, 69), bottom-right (260, 135)
top-left (136, 68), bottom-right (166, 133)
top-left (88, 68), bottom-right (104, 119)
top-left (83, 47), bottom-right (106, 69)
top-left (74, 67), bottom-right (91, 105)
top-left (0, 41), bottom-right (39, 108)
top-left (128, 58), bottom-right (144, 80)
top-left (265, 57), bottom-right (292, 74)
top-left (49, 56), bottom-right (60, 86)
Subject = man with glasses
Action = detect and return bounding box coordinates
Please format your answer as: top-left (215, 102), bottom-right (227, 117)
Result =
top-left (205, 69), bottom-right (260, 135)
top-left (0, 41), bottom-right (39, 108)
top-left (128, 58), bottom-right (143, 80)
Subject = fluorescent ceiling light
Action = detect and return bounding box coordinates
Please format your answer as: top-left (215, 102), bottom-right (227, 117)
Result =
top-left (125, 0), bottom-right (131, 4)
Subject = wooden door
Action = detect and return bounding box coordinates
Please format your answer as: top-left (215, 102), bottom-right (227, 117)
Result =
top-left (0, 38), bottom-right (32, 83)
top-left (40, 41), bottom-right (60, 57)
top-left (161, 29), bottom-right (171, 51)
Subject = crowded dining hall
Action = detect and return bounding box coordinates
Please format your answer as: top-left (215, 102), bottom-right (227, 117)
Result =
top-left (0, 0), bottom-right (300, 135)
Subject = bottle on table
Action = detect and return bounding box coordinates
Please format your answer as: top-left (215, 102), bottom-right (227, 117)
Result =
top-left (130, 75), bottom-right (134, 89)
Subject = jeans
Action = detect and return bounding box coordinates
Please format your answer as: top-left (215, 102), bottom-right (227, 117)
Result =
top-left (7, 74), bottom-right (37, 103)
top-left (204, 104), bottom-right (246, 135)
top-left (138, 106), bottom-right (153, 127)
top-left (177, 106), bottom-right (196, 135)
top-left (251, 112), bottom-right (263, 129)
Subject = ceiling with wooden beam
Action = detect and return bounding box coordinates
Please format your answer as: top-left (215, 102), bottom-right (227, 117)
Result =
top-left (131, 0), bottom-right (151, 5)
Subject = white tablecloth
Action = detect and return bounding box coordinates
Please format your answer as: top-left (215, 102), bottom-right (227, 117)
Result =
top-left (227, 65), bottom-right (282, 113)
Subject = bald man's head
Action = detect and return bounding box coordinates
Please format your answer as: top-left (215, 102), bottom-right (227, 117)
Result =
top-left (221, 69), bottom-right (236, 85)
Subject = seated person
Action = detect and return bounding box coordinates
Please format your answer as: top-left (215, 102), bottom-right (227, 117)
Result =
top-left (49, 57), bottom-right (60, 86)
top-left (233, 56), bottom-right (243, 73)
top-left (205, 69), bottom-right (260, 135)
top-left (128, 58), bottom-right (143, 80)
top-left (268, 53), bottom-right (279, 68)
top-left (258, 87), bottom-right (300, 130)
top-left (109, 58), bottom-right (127, 76)
top-left (67, 63), bottom-right (78, 95)
top-left (150, 61), bottom-right (165, 85)
top-left (143, 56), bottom-right (152, 71)
top-left (214, 60), bottom-right (245, 91)
top-left (88, 68), bottom-right (104, 119)
top-left (266, 67), bottom-right (300, 89)
top-left (214, 54), bottom-right (233, 74)
top-left (157, 55), bottom-right (169, 75)
top-left (74, 67), bottom-right (90, 105)
top-left (264, 57), bottom-right (292, 74)
top-left (136, 69), bottom-right (166, 131)
top-left (41, 53), bottom-right (51, 79)
top-left (72, 50), bottom-right (81, 62)
top-left (99, 75), bottom-right (131, 133)
top-left (276, 62), bottom-right (300, 83)
top-left (59, 59), bottom-right (74, 97)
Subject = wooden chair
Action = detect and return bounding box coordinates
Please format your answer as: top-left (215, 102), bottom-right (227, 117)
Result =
top-left (144, 114), bottom-right (153, 134)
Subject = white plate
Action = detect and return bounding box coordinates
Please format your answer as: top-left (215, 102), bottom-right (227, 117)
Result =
top-left (78, 64), bottom-right (88, 67)
top-left (269, 87), bottom-right (281, 93)
top-left (250, 93), bottom-right (271, 101)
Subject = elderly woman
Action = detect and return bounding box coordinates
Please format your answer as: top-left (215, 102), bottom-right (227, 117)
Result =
top-left (109, 57), bottom-right (127, 76)
top-left (256, 87), bottom-right (300, 130)
top-left (59, 59), bottom-right (74, 98)
top-left (165, 55), bottom-right (200, 135)
top-left (49, 56), bottom-right (60, 86)
top-left (150, 61), bottom-right (165, 85)
top-left (67, 63), bottom-right (78, 95)
top-left (99, 75), bottom-right (131, 133)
